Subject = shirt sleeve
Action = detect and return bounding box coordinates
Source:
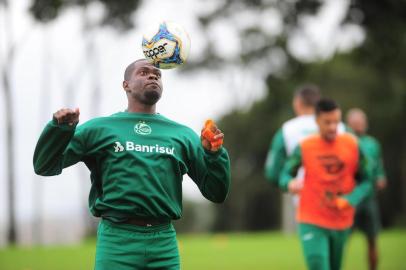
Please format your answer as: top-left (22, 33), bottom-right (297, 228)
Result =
top-left (186, 132), bottom-right (231, 203)
top-left (279, 145), bottom-right (302, 192)
top-left (264, 129), bottom-right (287, 186)
top-left (343, 144), bottom-right (373, 206)
top-left (374, 140), bottom-right (387, 180)
top-left (33, 119), bottom-right (87, 176)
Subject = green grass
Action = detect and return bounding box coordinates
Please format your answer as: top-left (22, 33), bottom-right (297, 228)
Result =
top-left (1, 230), bottom-right (405, 270)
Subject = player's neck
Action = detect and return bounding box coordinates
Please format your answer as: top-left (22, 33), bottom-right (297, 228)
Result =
top-left (127, 102), bottom-right (157, 114)
top-left (297, 107), bottom-right (314, 116)
top-left (321, 135), bottom-right (336, 143)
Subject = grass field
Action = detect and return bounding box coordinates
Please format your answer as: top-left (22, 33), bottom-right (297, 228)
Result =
top-left (1, 229), bottom-right (405, 270)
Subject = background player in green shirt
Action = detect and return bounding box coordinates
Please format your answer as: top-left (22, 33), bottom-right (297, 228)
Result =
top-left (264, 85), bottom-right (322, 233)
top-left (346, 108), bottom-right (387, 270)
top-left (264, 85), bottom-right (345, 233)
top-left (33, 59), bottom-right (231, 270)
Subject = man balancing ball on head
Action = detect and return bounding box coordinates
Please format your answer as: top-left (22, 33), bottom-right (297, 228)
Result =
top-left (33, 59), bottom-right (231, 270)
top-left (280, 98), bottom-right (373, 270)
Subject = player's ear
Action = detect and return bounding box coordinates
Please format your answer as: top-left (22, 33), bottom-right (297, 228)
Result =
top-left (122, 80), bottom-right (130, 92)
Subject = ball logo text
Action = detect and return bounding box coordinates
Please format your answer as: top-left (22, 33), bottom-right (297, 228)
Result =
top-left (143, 43), bottom-right (168, 59)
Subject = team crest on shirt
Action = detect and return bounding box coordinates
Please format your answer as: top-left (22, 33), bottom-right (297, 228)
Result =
top-left (134, 121), bottom-right (152, 135)
top-left (317, 155), bottom-right (345, 174)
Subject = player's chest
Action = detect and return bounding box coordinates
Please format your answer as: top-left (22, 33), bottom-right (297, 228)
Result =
top-left (302, 144), bottom-right (358, 177)
top-left (88, 122), bottom-right (185, 159)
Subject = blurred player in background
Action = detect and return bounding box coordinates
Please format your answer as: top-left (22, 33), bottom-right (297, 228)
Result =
top-left (280, 99), bottom-right (372, 270)
top-left (264, 85), bottom-right (344, 233)
top-left (33, 59), bottom-right (231, 270)
top-left (347, 108), bottom-right (387, 270)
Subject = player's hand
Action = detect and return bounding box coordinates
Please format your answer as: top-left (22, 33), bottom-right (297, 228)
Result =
top-left (288, 179), bottom-right (303, 194)
top-left (334, 197), bottom-right (351, 210)
top-left (376, 178), bottom-right (387, 191)
top-left (53, 108), bottom-right (80, 126)
top-left (201, 119), bottom-right (224, 152)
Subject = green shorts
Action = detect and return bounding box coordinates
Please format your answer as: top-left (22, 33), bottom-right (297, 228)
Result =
top-left (299, 223), bottom-right (351, 270)
top-left (353, 197), bottom-right (381, 238)
top-left (94, 219), bottom-right (180, 270)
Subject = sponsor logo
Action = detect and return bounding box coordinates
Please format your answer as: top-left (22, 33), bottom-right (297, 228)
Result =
top-left (114, 142), bottom-right (125, 152)
top-left (134, 121), bottom-right (152, 135)
top-left (113, 141), bottom-right (175, 155)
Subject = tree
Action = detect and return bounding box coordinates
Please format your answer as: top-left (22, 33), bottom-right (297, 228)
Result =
top-left (29, 0), bottom-right (142, 30)
top-left (1, 0), bottom-right (19, 244)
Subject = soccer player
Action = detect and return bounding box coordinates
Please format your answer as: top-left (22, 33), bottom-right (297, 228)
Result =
top-left (33, 59), bottom-right (231, 270)
top-left (347, 108), bottom-right (387, 270)
top-left (264, 85), bottom-right (344, 232)
top-left (280, 99), bottom-right (372, 270)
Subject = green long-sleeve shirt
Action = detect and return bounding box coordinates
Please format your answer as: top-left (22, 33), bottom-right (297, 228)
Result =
top-left (357, 134), bottom-right (387, 199)
top-left (264, 129), bottom-right (287, 186)
top-left (33, 112), bottom-right (231, 221)
top-left (358, 135), bottom-right (386, 181)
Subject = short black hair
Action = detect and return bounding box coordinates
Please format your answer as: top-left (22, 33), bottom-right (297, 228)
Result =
top-left (315, 98), bottom-right (339, 115)
top-left (124, 59), bottom-right (148, 80)
top-left (294, 85), bottom-right (321, 107)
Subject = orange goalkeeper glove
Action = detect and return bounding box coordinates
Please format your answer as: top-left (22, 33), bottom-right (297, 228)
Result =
top-left (201, 119), bottom-right (223, 151)
top-left (335, 197), bottom-right (351, 210)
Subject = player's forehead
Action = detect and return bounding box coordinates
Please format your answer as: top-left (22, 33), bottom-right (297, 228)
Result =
top-left (347, 111), bottom-right (366, 122)
top-left (319, 109), bottom-right (341, 120)
top-left (133, 60), bottom-right (159, 72)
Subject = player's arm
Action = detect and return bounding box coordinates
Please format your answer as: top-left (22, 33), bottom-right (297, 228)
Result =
top-left (33, 108), bottom-right (86, 176)
top-left (341, 144), bottom-right (373, 207)
top-left (375, 140), bottom-right (387, 190)
top-left (187, 120), bottom-right (231, 203)
top-left (279, 145), bottom-right (303, 193)
top-left (264, 128), bottom-right (287, 186)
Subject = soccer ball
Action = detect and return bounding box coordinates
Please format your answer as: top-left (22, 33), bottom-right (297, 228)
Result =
top-left (142, 21), bottom-right (191, 69)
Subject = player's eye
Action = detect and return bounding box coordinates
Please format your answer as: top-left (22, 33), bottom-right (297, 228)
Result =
top-left (140, 70), bottom-right (147, 76)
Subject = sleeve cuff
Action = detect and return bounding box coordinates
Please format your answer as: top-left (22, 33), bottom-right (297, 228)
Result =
top-left (204, 146), bottom-right (225, 157)
top-left (50, 119), bottom-right (78, 130)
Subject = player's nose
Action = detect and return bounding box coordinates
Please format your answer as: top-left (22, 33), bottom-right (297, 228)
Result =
top-left (148, 72), bottom-right (158, 80)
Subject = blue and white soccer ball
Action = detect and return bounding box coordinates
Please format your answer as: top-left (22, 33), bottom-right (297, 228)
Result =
top-left (142, 21), bottom-right (191, 69)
